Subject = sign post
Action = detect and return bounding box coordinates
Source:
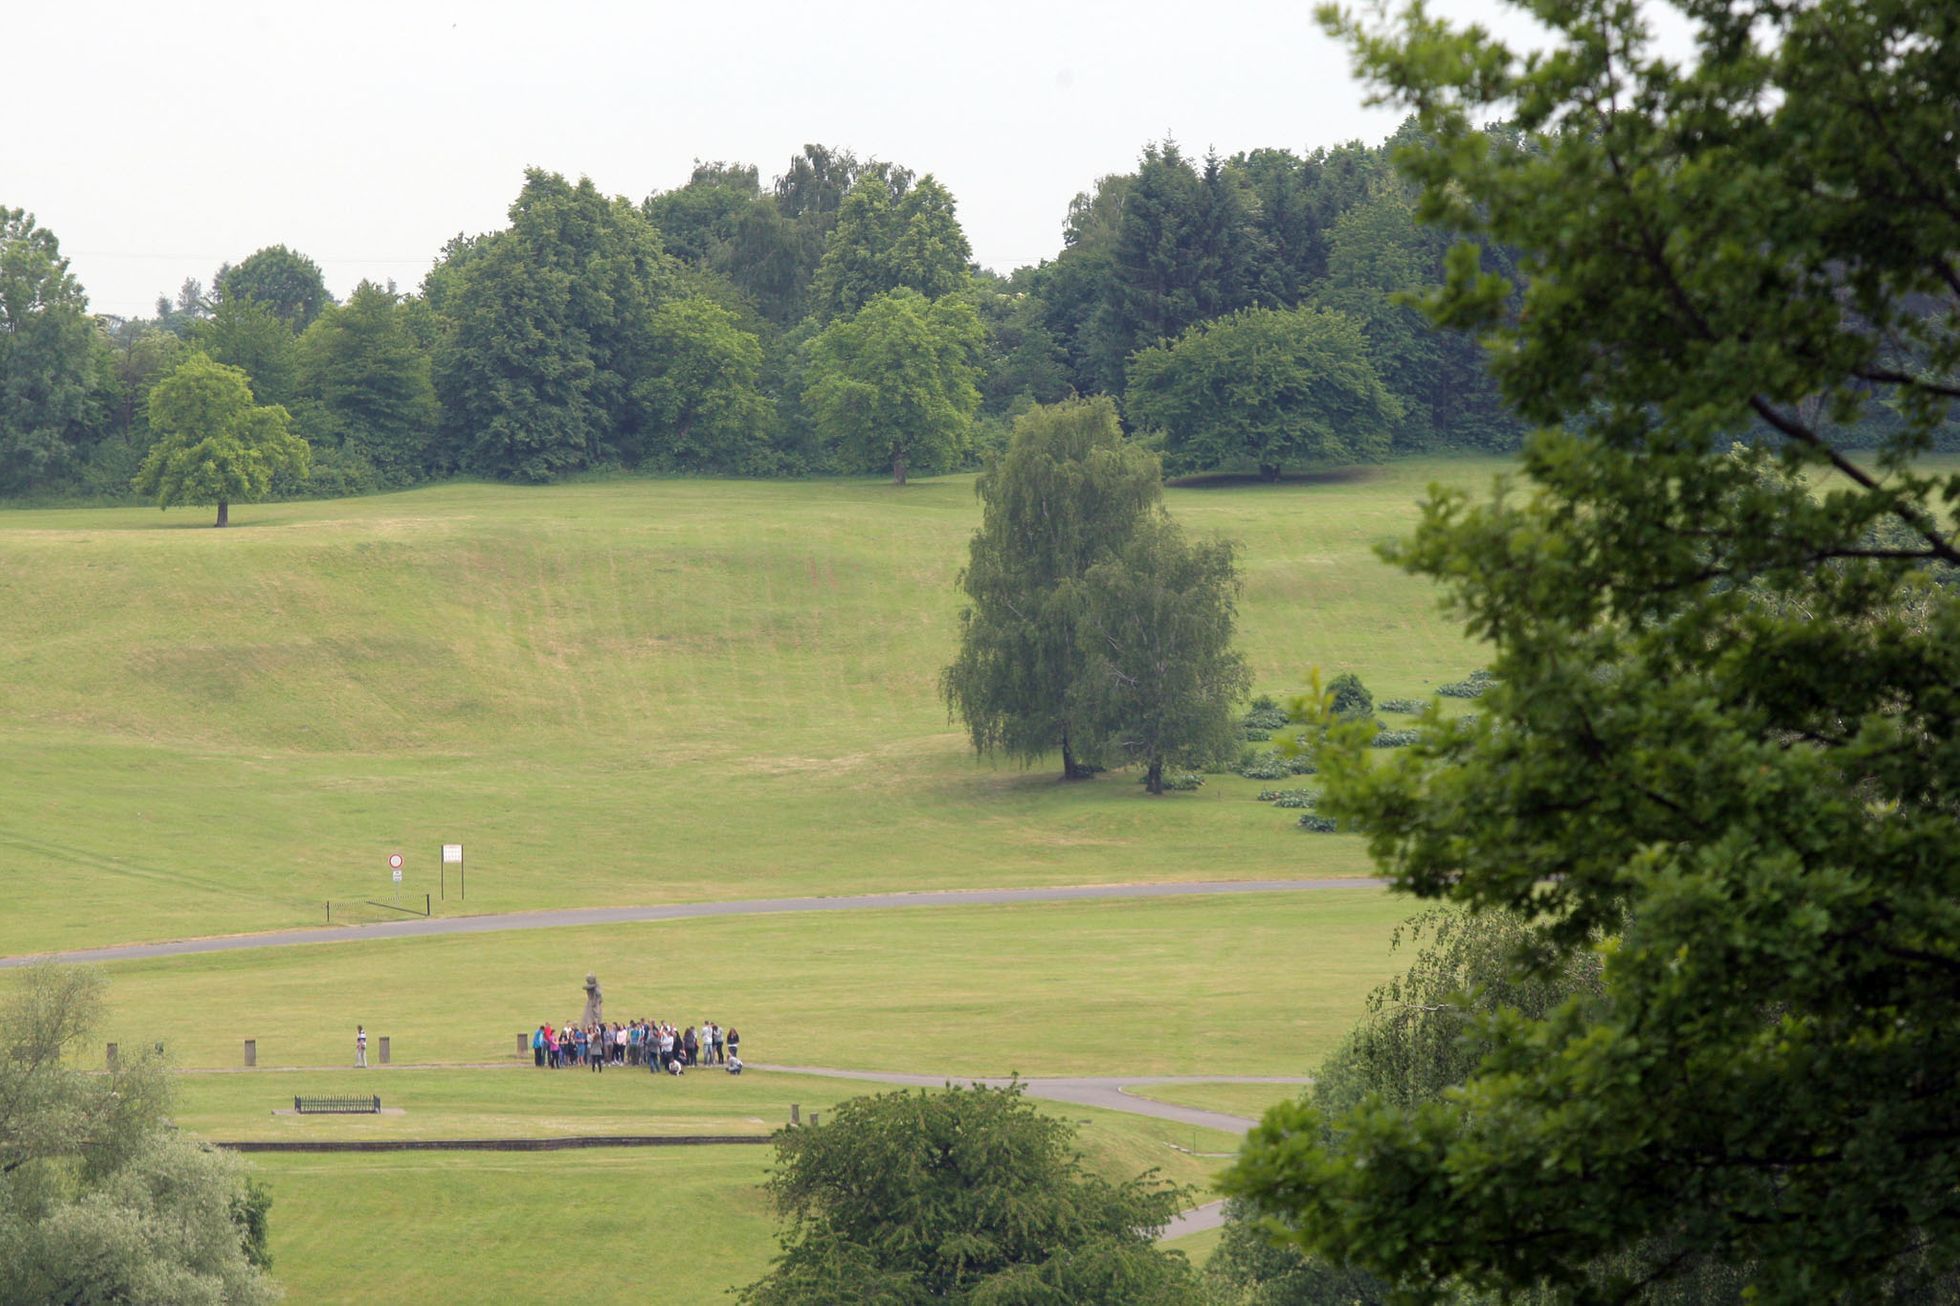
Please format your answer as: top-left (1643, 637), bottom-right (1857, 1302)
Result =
top-left (441, 844), bottom-right (464, 900)
top-left (389, 853), bottom-right (403, 908)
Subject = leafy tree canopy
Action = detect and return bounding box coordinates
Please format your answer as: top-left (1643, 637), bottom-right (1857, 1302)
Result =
top-left (0, 208), bottom-right (105, 494)
top-left (1224, 0), bottom-right (1960, 1298)
top-left (804, 287), bottom-right (984, 483)
top-left (298, 279), bottom-right (438, 483)
top-left (633, 295), bottom-right (773, 472)
top-left (134, 353), bottom-right (309, 526)
top-left (943, 396), bottom-right (1163, 779)
top-left (215, 244), bottom-right (332, 331)
top-left (809, 172), bottom-right (973, 322)
top-left (1125, 304), bottom-right (1400, 479)
top-left (1076, 516), bottom-right (1250, 792)
top-left (0, 965), bottom-right (277, 1304)
top-left (739, 1083), bottom-right (1197, 1305)
top-left (192, 296), bottom-right (302, 409)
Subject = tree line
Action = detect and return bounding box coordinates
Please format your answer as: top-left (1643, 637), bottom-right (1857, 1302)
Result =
top-left (1, 123), bottom-right (1537, 507)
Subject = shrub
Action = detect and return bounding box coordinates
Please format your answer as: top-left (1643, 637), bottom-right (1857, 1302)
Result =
top-left (1327, 672), bottom-right (1373, 721)
top-left (1437, 669), bottom-right (1494, 699)
top-left (1241, 694), bottom-right (1291, 739)
top-left (1377, 697), bottom-right (1425, 715)
top-left (1145, 770), bottom-right (1205, 791)
top-left (1297, 814), bottom-right (1339, 832)
top-left (1271, 790), bottom-right (1317, 809)
top-left (1371, 728), bottom-right (1423, 748)
top-left (1236, 748), bottom-right (1317, 780)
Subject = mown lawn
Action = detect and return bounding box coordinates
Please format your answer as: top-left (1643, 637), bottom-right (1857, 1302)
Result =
top-left (0, 462), bottom-right (1499, 953)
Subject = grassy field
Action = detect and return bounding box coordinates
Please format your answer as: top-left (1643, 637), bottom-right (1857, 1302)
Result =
top-left (85, 889), bottom-right (1407, 1077)
top-left (0, 462), bottom-right (1500, 954)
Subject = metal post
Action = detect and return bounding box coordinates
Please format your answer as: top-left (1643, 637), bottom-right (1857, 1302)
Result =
top-left (378, 1036), bottom-right (390, 1065)
top-left (790, 1104), bottom-right (800, 1126)
top-left (244, 1039), bottom-right (256, 1067)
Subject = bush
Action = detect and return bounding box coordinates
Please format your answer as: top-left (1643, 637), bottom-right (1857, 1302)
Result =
top-left (1377, 697), bottom-right (1425, 715)
top-left (1241, 694), bottom-right (1291, 739)
top-left (1145, 770), bottom-right (1205, 791)
top-left (1327, 672), bottom-right (1373, 721)
top-left (1235, 748), bottom-right (1317, 780)
top-left (1437, 669), bottom-right (1494, 699)
top-left (1371, 727), bottom-right (1423, 748)
top-left (1297, 814), bottom-right (1339, 832)
top-left (1259, 789), bottom-right (1317, 809)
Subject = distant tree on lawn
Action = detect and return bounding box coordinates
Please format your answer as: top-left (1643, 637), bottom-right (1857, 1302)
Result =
top-left (0, 208), bottom-right (106, 495)
top-left (943, 396), bottom-right (1163, 779)
top-left (1125, 304), bottom-right (1400, 479)
top-left (739, 1083), bottom-right (1198, 1304)
top-left (1077, 517), bottom-right (1250, 792)
top-left (0, 965), bottom-right (277, 1304)
top-left (803, 287), bottom-right (983, 484)
top-left (134, 353), bottom-right (309, 526)
top-left (192, 297), bottom-right (302, 410)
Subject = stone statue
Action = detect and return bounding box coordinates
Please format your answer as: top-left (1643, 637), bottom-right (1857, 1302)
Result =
top-left (581, 973), bottom-right (603, 1027)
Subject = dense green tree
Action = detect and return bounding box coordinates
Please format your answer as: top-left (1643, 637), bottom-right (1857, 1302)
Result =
top-left (192, 297), bottom-right (302, 409)
top-left (0, 965), bottom-right (277, 1303)
top-left (430, 170), bottom-right (676, 481)
top-left (804, 288), bottom-right (983, 484)
top-left (1125, 305), bottom-right (1399, 479)
top-left (297, 280), bottom-right (438, 482)
top-left (809, 173), bottom-right (972, 322)
top-left (642, 161), bottom-right (762, 266)
top-left (134, 353), bottom-right (308, 526)
top-left (215, 244), bottom-right (332, 331)
top-left (1076, 517), bottom-right (1249, 792)
top-left (738, 1083), bottom-right (1196, 1304)
top-left (943, 397), bottom-right (1162, 780)
top-left (0, 209), bottom-right (105, 494)
top-left (633, 296), bottom-right (773, 471)
top-left (1225, 0), bottom-right (1960, 1298)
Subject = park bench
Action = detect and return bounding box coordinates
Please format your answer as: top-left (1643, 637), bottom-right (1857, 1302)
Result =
top-left (294, 1095), bottom-right (381, 1114)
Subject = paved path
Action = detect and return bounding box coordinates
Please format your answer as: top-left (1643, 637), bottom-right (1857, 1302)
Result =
top-left (0, 877), bottom-right (1378, 968)
top-left (754, 1063), bottom-right (1310, 1241)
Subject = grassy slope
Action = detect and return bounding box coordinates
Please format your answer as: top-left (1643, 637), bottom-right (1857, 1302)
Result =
top-left (0, 463), bottom-right (1496, 954)
top-left (91, 890), bottom-right (1406, 1077)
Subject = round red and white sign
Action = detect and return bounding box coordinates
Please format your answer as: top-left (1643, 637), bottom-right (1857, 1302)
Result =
top-left (388, 853), bottom-right (403, 870)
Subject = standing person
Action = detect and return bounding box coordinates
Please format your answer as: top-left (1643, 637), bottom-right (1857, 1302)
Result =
top-left (726, 1027), bottom-right (739, 1064)
top-left (355, 1025), bottom-right (368, 1069)
top-left (682, 1026), bottom-right (698, 1067)
top-left (532, 1026), bottom-right (545, 1068)
top-left (709, 1022), bottom-right (723, 1065)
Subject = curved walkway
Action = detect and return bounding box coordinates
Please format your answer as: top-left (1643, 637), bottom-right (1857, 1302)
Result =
top-left (0, 877), bottom-right (1378, 968)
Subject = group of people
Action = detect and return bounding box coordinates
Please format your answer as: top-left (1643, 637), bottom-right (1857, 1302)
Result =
top-left (530, 1019), bottom-right (740, 1075)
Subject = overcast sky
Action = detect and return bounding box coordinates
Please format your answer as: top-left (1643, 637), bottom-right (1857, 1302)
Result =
top-left (11, 0), bottom-right (1534, 318)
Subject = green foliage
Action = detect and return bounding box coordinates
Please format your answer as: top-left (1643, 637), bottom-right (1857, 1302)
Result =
top-left (217, 244), bottom-right (331, 331)
top-left (192, 297), bottom-right (303, 409)
top-left (1376, 697), bottom-right (1423, 714)
top-left (134, 353), bottom-right (310, 525)
top-left (1237, 747), bottom-right (1316, 780)
top-left (1227, 0), bottom-right (1960, 1297)
top-left (430, 170), bottom-right (676, 481)
top-left (1146, 770), bottom-right (1205, 791)
top-left (1367, 726), bottom-right (1420, 748)
top-left (1435, 669), bottom-right (1491, 699)
top-left (1324, 671), bottom-right (1373, 721)
top-left (0, 966), bottom-right (277, 1304)
top-left (739, 1083), bottom-right (1197, 1305)
top-left (1295, 814), bottom-right (1338, 832)
top-left (297, 280), bottom-right (438, 483)
top-left (1125, 305), bottom-right (1399, 479)
top-left (942, 396), bottom-right (1163, 778)
top-left (1076, 516), bottom-right (1251, 793)
top-left (804, 288), bottom-right (984, 483)
top-left (633, 295), bottom-right (774, 472)
top-left (0, 209), bottom-right (105, 494)
top-left (1242, 693), bottom-right (1292, 738)
top-left (809, 173), bottom-right (972, 323)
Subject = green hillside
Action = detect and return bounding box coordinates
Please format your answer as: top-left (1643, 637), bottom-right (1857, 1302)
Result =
top-left (0, 462), bottom-right (1494, 954)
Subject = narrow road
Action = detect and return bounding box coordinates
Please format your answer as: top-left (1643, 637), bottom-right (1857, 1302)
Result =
top-left (753, 1063), bottom-right (1310, 1241)
top-left (0, 877), bottom-right (1379, 968)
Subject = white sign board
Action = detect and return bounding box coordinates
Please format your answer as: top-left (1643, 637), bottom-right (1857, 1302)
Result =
top-left (441, 844), bottom-right (463, 864)
top-left (392, 868), bottom-right (403, 884)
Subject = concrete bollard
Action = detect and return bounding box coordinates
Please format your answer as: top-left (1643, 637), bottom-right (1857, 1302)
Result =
top-left (518, 1033), bottom-right (529, 1057)
top-left (106, 1043), bottom-right (118, 1071)
top-left (378, 1037), bottom-right (390, 1065)
top-left (810, 1112), bottom-right (820, 1127)
top-left (790, 1104), bottom-right (800, 1126)
top-left (244, 1039), bottom-right (256, 1067)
